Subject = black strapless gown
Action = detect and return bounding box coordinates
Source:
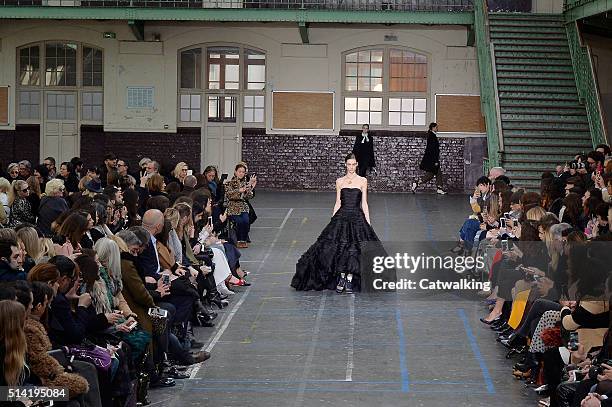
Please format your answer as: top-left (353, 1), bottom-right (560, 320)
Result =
top-left (291, 188), bottom-right (382, 292)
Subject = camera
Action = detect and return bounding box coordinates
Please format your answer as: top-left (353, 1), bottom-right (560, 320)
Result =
top-left (501, 239), bottom-right (509, 252)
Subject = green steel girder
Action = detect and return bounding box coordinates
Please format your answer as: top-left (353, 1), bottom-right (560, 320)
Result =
top-left (564, 0), bottom-right (612, 22)
top-left (0, 6), bottom-right (474, 24)
top-left (298, 22), bottom-right (309, 44)
top-left (128, 19), bottom-right (144, 41)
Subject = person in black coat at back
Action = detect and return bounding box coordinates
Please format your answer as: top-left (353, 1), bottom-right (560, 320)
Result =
top-left (353, 123), bottom-right (376, 177)
top-left (411, 122), bottom-right (446, 195)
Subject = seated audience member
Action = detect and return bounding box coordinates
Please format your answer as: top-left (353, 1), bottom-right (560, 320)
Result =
top-left (0, 237), bottom-right (25, 281)
top-left (37, 179), bottom-right (69, 237)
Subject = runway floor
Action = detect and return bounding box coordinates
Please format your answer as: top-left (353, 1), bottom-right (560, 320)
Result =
top-left (151, 191), bottom-right (537, 407)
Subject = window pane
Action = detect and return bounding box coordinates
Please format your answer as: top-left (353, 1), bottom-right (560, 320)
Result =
top-left (208, 96), bottom-right (219, 119)
top-left (83, 47), bottom-right (103, 87)
top-left (19, 46), bottom-right (41, 86)
top-left (254, 96), bottom-right (264, 108)
top-left (180, 94), bottom-right (190, 108)
top-left (389, 98), bottom-right (401, 111)
top-left (345, 111), bottom-right (357, 124)
top-left (92, 105), bottom-right (103, 121)
top-left (254, 108), bottom-right (264, 123)
top-left (83, 91), bottom-right (92, 105)
top-left (180, 109), bottom-right (190, 122)
top-left (371, 50), bottom-right (383, 62)
top-left (369, 111), bottom-right (382, 125)
top-left (243, 108), bottom-right (254, 123)
top-left (357, 98), bottom-right (369, 110)
top-left (181, 48), bottom-right (202, 89)
top-left (402, 98), bottom-right (414, 111)
top-left (401, 112), bottom-right (413, 125)
top-left (414, 112), bottom-right (427, 126)
top-left (357, 111), bottom-right (369, 124)
top-left (346, 78), bottom-right (357, 91)
top-left (345, 97), bottom-right (357, 110)
top-left (225, 64), bottom-right (239, 83)
top-left (247, 65), bottom-right (265, 84)
top-left (371, 77), bottom-right (383, 92)
top-left (191, 109), bottom-right (201, 122)
top-left (191, 94), bottom-right (200, 108)
top-left (346, 63), bottom-right (357, 77)
top-left (208, 64), bottom-right (220, 89)
top-left (46, 42), bottom-right (77, 86)
top-left (345, 52), bottom-right (358, 63)
top-left (370, 98), bottom-right (382, 111)
top-left (414, 98), bottom-right (426, 111)
top-left (389, 111), bottom-right (401, 126)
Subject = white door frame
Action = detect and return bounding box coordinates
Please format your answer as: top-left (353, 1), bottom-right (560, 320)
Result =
top-left (202, 93), bottom-right (242, 175)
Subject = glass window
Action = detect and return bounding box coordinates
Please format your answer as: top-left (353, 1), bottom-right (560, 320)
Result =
top-left (208, 95), bottom-right (236, 123)
top-left (19, 46), bottom-right (40, 86)
top-left (389, 49), bottom-right (427, 92)
top-left (345, 49), bottom-right (383, 92)
top-left (243, 95), bottom-right (264, 123)
top-left (82, 91), bottom-right (103, 121)
top-left (47, 93), bottom-right (76, 120)
top-left (344, 97), bottom-right (382, 125)
top-left (82, 47), bottom-right (103, 87)
top-left (180, 94), bottom-right (201, 122)
top-left (343, 47), bottom-right (428, 127)
top-left (18, 90), bottom-right (40, 120)
top-left (246, 49), bottom-right (265, 90)
top-left (207, 47), bottom-right (240, 90)
top-left (180, 48), bottom-right (202, 89)
top-left (388, 98), bottom-right (427, 126)
top-left (45, 42), bottom-right (77, 86)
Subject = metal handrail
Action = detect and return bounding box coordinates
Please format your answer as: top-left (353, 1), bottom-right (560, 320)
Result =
top-left (566, 21), bottom-right (607, 147)
top-left (563, 0), bottom-right (595, 11)
top-left (474, 0), bottom-right (501, 168)
top-left (1, 0), bottom-right (474, 9)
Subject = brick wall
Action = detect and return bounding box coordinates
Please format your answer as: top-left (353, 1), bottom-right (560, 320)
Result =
top-left (80, 126), bottom-right (201, 173)
top-left (0, 125), bottom-right (40, 168)
top-left (242, 129), bottom-right (472, 193)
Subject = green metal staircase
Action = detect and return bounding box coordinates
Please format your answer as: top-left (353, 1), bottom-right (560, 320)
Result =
top-left (489, 13), bottom-right (593, 189)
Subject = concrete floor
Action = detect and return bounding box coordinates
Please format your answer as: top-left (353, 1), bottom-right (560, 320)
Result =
top-left (151, 191), bottom-right (538, 407)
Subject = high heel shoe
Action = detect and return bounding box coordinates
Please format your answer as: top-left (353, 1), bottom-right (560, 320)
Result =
top-left (512, 368), bottom-right (531, 380)
top-left (230, 279), bottom-right (251, 287)
top-left (479, 316), bottom-right (501, 325)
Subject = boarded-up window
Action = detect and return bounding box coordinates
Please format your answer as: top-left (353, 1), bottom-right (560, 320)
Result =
top-left (0, 86), bottom-right (8, 125)
top-left (435, 95), bottom-right (486, 133)
top-left (272, 91), bottom-right (333, 130)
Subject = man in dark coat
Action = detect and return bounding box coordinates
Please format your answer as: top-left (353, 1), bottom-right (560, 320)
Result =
top-left (353, 124), bottom-right (375, 177)
top-left (412, 122), bottom-right (446, 194)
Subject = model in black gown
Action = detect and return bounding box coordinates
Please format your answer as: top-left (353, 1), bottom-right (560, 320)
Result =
top-left (291, 154), bottom-right (384, 293)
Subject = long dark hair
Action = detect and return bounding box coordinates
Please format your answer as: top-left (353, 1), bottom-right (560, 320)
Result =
top-left (57, 211), bottom-right (89, 249)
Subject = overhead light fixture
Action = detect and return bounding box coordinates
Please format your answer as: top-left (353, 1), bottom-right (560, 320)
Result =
top-left (153, 33), bottom-right (161, 42)
top-left (103, 32), bottom-right (116, 39)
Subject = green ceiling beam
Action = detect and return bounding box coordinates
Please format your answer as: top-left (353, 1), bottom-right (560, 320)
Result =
top-left (0, 6), bottom-right (474, 24)
top-left (298, 22), bottom-right (309, 44)
top-left (128, 19), bottom-right (144, 41)
top-left (564, 0), bottom-right (612, 22)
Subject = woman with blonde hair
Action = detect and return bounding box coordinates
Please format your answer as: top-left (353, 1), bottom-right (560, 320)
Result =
top-left (164, 207), bottom-right (183, 264)
top-left (171, 161), bottom-right (189, 185)
top-left (0, 177), bottom-right (10, 226)
top-left (0, 300), bottom-right (28, 387)
top-left (8, 180), bottom-right (35, 227)
top-left (16, 226), bottom-right (42, 273)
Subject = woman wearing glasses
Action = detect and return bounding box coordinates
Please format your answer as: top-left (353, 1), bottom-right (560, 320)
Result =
top-left (7, 180), bottom-right (35, 228)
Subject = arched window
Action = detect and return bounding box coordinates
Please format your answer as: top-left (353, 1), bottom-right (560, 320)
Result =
top-left (178, 45), bottom-right (266, 126)
top-left (343, 46), bottom-right (428, 128)
top-left (16, 41), bottom-right (104, 123)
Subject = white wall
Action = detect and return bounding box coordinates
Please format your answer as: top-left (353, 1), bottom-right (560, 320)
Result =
top-left (0, 20), bottom-right (480, 134)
